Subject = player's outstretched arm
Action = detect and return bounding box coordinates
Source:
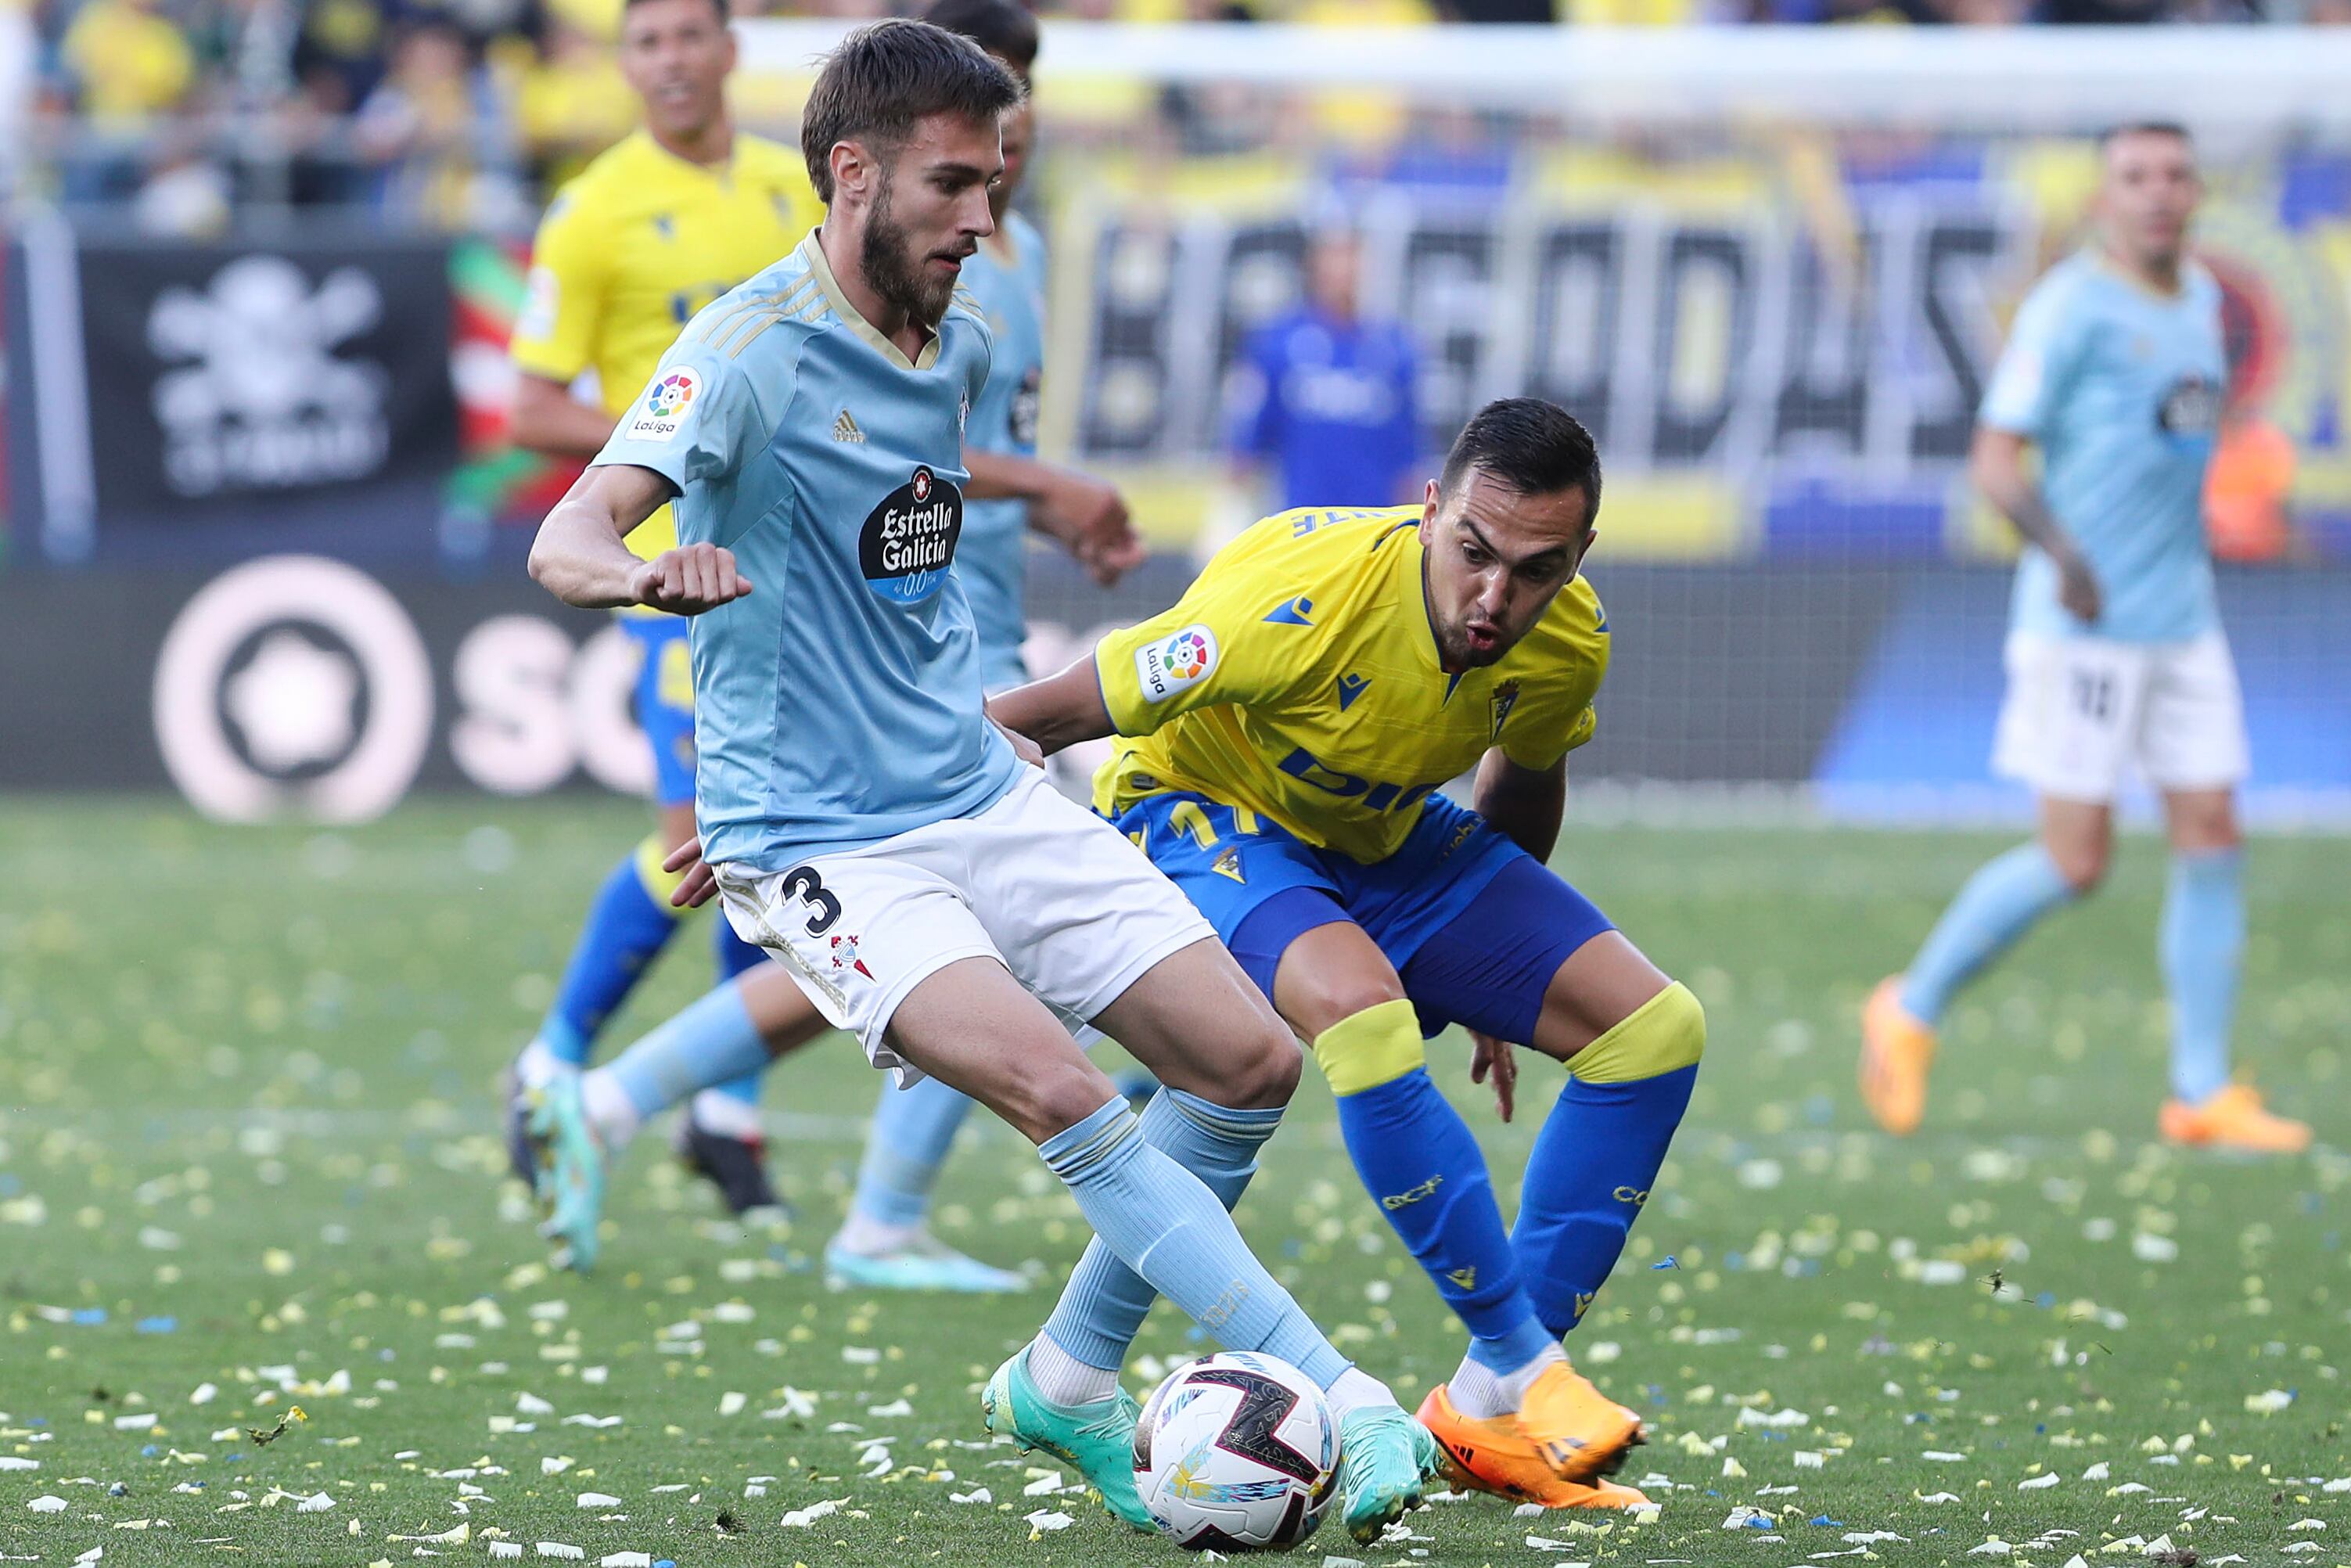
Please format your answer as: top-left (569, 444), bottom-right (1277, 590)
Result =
top-left (986, 656), bottom-right (1115, 757)
top-left (965, 449), bottom-right (1143, 586)
top-left (1972, 426), bottom-right (2101, 624)
top-left (528, 464), bottom-right (753, 615)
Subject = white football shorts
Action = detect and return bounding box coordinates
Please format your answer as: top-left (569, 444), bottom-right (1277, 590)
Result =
top-left (1991, 629), bottom-right (2249, 803)
top-left (713, 766), bottom-right (1216, 1084)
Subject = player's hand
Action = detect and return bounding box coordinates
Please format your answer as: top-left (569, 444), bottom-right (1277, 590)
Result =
top-left (630, 544), bottom-right (752, 616)
top-left (989, 713), bottom-right (1046, 770)
top-left (660, 834), bottom-right (719, 909)
top-left (1468, 1030), bottom-right (1518, 1123)
top-left (1041, 473), bottom-right (1143, 588)
top-left (2054, 546), bottom-right (2102, 625)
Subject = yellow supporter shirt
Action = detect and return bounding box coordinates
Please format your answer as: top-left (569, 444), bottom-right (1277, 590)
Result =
top-left (63, 0), bottom-right (194, 124)
top-left (1093, 505), bottom-right (1609, 865)
top-left (509, 128), bottom-right (816, 570)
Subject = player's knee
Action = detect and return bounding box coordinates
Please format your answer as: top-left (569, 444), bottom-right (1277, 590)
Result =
top-left (1568, 980), bottom-right (1706, 1084)
top-left (1310, 998), bottom-right (1426, 1098)
top-left (2049, 842), bottom-right (2108, 896)
top-left (1009, 1059), bottom-right (1126, 1146)
top-left (1287, 969), bottom-right (1409, 1044)
top-left (1218, 1026), bottom-right (1302, 1111)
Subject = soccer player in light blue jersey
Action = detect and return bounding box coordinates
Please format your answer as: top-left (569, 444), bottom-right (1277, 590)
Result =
top-left (537, 0), bottom-right (1149, 1296)
top-left (1862, 124), bottom-right (2310, 1155)
top-left (524, 20), bottom-right (1439, 1539)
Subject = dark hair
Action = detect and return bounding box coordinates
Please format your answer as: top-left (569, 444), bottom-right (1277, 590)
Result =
top-left (2098, 120), bottom-right (2191, 150)
top-left (1439, 398), bottom-right (1602, 526)
top-left (918, 0), bottom-right (1040, 81)
top-left (620, 0), bottom-right (729, 23)
top-left (800, 19), bottom-right (1024, 203)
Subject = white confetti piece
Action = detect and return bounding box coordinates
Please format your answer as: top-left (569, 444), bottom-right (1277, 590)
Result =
top-left (488, 1545), bottom-right (522, 1560)
top-left (2280, 1545), bottom-right (2320, 1558)
top-left (1720, 1505), bottom-right (1774, 1529)
top-left (1923, 1451), bottom-right (1968, 1462)
top-left (0, 1459), bottom-right (34, 1472)
top-left (112, 1414), bottom-right (156, 1431)
top-left (868, 1397), bottom-right (914, 1418)
top-left (1967, 1541), bottom-right (2012, 1555)
top-left (189, 1384), bottom-right (217, 1407)
top-left (575, 1493), bottom-right (620, 1509)
top-left (743, 1484), bottom-right (766, 1499)
top-left (297, 1493), bottom-right (335, 1512)
top-left (2062, 1557), bottom-right (2090, 1568)
top-left (536, 1545), bottom-right (585, 1560)
top-left (1733, 1406), bottom-right (1810, 1429)
top-left (764, 1388), bottom-right (818, 1420)
top-left (1915, 1260), bottom-right (1967, 1286)
top-left (516, 1394), bottom-right (555, 1417)
top-left (1023, 1509), bottom-right (1074, 1534)
top-left (780, 1498), bottom-right (850, 1529)
top-left (1915, 1491), bottom-right (1961, 1504)
top-left (1023, 1473), bottom-right (1066, 1497)
top-left (2244, 1389), bottom-right (2295, 1415)
top-left (2140, 1535), bottom-right (2180, 1555)
top-left (949, 1488), bottom-right (993, 1505)
top-left (541, 1458), bottom-right (573, 1476)
top-left (717, 1392), bottom-right (746, 1417)
top-left (27, 1497), bottom-right (67, 1513)
top-left (1321, 1559), bottom-right (1368, 1568)
top-left (712, 1303), bottom-right (754, 1323)
top-left (2130, 1233), bottom-right (2179, 1263)
top-left (1794, 1451), bottom-right (1824, 1469)
top-left (2083, 1462), bottom-right (2110, 1480)
top-left (1526, 1534), bottom-right (1573, 1550)
top-left (842, 1347), bottom-right (881, 1365)
top-left (388, 1525), bottom-right (470, 1545)
top-left (2020, 1473), bottom-right (2060, 1490)
top-left (599, 1555), bottom-right (650, 1567)
top-left (2288, 1519), bottom-right (2326, 1531)
top-left (559, 1415), bottom-right (621, 1429)
top-left (74, 1551), bottom-right (102, 1566)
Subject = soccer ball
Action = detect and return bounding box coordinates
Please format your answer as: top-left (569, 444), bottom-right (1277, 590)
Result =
top-left (1132, 1352), bottom-right (1338, 1551)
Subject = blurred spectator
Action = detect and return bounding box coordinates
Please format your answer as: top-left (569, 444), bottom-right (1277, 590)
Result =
top-left (352, 17), bottom-right (524, 226)
top-left (59, 0), bottom-right (196, 128)
top-left (1226, 225), bottom-right (1422, 512)
top-left (294, 0), bottom-right (394, 113)
top-left (134, 124), bottom-right (234, 233)
top-left (515, 17), bottom-right (631, 185)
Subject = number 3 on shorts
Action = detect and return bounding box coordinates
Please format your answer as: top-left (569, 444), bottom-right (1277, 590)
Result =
top-left (781, 865), bottom-right (842, 936)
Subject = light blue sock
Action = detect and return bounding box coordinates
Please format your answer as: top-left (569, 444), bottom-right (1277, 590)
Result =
top-left (604, 978), bottom-right (771, 1120)
top-left (2161, 847), bottom-right (2243, 1105)
top-left (698, 922), bottom-right (771, 1112)
top-left (1037, 1099), bottom-right (1347, 1390)
top-left (852, 1077), bottom-right (980, 1228)
top-left (1900, 843), bottom-right (2076, 1025)
top-left (1041, 1089), bottom-right (1282, 1370)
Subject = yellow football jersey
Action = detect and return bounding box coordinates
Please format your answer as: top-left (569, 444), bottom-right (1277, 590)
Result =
top-left (510, 128), bottom-right (816, 568)
top-left (1093, 505), bottom-right (1609, 865)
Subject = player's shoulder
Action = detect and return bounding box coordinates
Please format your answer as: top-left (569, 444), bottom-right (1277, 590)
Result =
top-left (546, 131), bottom-right (656, 219)
top-left (735, 132), bottom-right (807, 180)
top-left (676, 247), bottom-right (828, 369)
top-left (2022, 250), bottom-right (2110, 322)
top-left (1213, 504), bottom-right (1416, 586)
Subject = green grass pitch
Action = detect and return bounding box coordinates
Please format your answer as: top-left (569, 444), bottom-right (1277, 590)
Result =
top-left (2, 799), bottom-right (2346, 1566)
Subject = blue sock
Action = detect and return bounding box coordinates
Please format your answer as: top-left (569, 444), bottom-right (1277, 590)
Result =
top-left (1900, 843), bottom-right (2076, 1025)
top-left (1512, 981), bottom-right (1705, 1337)
top-left (1336, 1067), bottom-right (1544, 1361)
top-left (2161, 847), bottom-right (2243, 1105)
top-left (1038, 1099), bottom-right (1346, 1390)
top-left (1515, 1068), bottom-right (1696, 1336)
top-left (604, 978), bottom-right (771, 1121)
top-left (1041, 1089), bottom-right (1282, 1371)
top-left (539, 840), bottom-right (684, 1066)
top-left (852, 1077), bottom-right (980, 1228)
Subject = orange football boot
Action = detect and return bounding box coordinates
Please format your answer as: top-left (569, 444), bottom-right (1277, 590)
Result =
top-left (1416, 1384), bottom-right (1650, 1508)
top-left (2159, 1084), bottom-right (2311, 1154)
top-left (1860, 976), bottom-right (1937, 1135)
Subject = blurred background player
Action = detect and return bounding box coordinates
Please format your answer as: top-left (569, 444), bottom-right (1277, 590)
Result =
top-left (992, 400), bottom-right (1688, 1511)
top-left (1860, 124), bottom-right (2310, 1156)
top-left (501, 0), bottom-right (815, 1214)
top-left (1226, 222), bottom-right (1422, 512)
top-left (522, 0), bottom-right (1152, 1293)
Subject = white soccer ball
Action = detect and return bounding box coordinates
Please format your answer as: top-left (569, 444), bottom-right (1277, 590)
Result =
top-left (1132, 1351), bottom-right (1338, 1552)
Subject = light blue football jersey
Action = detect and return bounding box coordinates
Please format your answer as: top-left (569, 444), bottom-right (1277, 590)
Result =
top-left (594, 231), bottom-right (1019, 872)
top-left (1979, 250), bottom-right (2227, 644)
top-left (955, 210), bottom-right (1049, 690)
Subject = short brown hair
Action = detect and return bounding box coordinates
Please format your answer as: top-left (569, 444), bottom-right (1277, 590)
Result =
top-left (800, 18), bottom-right (1024, 204)
top-left (919, 0), bottom-right (1041, 81)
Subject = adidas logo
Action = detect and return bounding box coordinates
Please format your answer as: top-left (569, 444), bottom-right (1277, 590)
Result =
top-left (832, 409), bottom-right (865, 444)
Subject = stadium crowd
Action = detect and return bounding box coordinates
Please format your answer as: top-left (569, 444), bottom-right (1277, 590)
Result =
top-left (2, 0), bottom-right (2335, 235)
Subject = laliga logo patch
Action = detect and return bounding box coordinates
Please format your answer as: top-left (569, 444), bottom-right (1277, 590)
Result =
top-left (1134, 624), bottom-right (1218, 703)
top-left (627, 367), bottom-right (699, 443)
top-left (858, 464), bottom-right (964, 603)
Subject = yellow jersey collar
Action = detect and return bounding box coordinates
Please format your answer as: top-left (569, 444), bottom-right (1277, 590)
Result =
top-left (800, 230), bottom-right (943, 372)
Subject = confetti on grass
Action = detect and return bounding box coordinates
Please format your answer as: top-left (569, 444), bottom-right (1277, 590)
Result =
top-left (245, 1406), bottom-right (308, 1447)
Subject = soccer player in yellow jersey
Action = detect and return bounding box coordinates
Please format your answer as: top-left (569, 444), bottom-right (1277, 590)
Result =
top-left (988, 400), bottom-right (1705, 1511)
top-left (502, 0), bottom-right (817, 1212)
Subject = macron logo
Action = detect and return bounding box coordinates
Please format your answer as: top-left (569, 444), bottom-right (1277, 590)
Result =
top-left (1336, 672), bottom-right (1371, 712)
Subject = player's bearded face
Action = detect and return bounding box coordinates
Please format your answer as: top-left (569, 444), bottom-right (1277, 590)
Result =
top-left (1419, 470), bottom-right (1593, 671)
top-left (862, 120), bottom-right (1001, 327)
